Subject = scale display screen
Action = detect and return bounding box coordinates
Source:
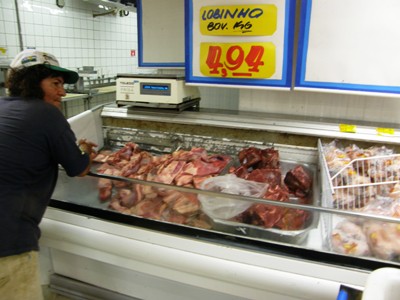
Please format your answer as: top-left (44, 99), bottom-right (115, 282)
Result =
top-left (140, 82), bottom-right (171, 96)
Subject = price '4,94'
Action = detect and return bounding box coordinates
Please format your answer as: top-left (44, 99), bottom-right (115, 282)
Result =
top-left (200, 42), bottom-right (276, 79)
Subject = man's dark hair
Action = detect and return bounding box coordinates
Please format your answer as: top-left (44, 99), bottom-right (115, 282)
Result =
top-left (7, 65), bottom-right (63, 99)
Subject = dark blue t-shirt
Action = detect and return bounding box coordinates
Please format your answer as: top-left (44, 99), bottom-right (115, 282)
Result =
top-left (0, 97), bottom-right (90, 257)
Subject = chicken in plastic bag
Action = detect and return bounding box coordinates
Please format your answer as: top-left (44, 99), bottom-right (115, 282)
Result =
top-left (198, 174), bottom-right (269, 220)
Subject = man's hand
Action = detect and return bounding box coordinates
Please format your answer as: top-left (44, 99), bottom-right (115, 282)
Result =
top-left (78, 138), bottom-right (98, 159)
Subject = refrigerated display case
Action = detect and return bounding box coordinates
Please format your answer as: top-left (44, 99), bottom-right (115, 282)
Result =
top-left (40, 105), bottom-right (400, 300)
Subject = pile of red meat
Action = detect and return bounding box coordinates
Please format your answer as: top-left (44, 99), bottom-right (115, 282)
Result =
top-left (93, 143), bottom-right (314, 232)
top-left (93, 142), bottom-right (232, 229)
top-left (229, 147), bottom-right (313, 230)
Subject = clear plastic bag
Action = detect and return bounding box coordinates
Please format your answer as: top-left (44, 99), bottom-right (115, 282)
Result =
top-left (198, 174), bottom-right (268, 220)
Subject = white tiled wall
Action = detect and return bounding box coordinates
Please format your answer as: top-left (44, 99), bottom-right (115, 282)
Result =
top-left (0, 0), bottom-right (236, 110)
top-left (0, 0), bottom-right (141, 76)
top-left (2, 0), bottom-right (400, 125)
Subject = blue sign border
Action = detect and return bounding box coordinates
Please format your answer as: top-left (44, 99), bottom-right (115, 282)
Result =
top-left (295, 0), bottom-right (400, 94)
top-left (185, 0), bottom-right (296, 88)
top-left (137, 0), bottom-right (185, 68)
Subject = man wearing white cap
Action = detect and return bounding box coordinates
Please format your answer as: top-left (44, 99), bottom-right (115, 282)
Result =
top-left (0, 49), bottom-right (97, 299)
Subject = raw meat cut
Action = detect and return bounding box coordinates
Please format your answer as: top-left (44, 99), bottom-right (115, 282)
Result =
top-left (92, 143), bottom-right (232, 230)
top-left (229, 146), bottom-right (313, 230)
top-left (284, 165), bottom-right (312, 197)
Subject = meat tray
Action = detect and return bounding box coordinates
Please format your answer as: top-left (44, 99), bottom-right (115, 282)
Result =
top-left (57, 126), bottom-right (320, 247)
top-left (210, 160), bottom-right (319, 245)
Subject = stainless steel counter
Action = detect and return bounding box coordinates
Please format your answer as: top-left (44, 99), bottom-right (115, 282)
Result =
top-left (100, 104), bottom-right (400, 148)
top-left (62, 87), bottom-right (116, 118)
top-left (63, 86), bottom-right (116, 101)
top-left (63, 93), bottom-right (88, 102)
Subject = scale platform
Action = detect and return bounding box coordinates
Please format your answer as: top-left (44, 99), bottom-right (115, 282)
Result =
top-left (116, 98), bottom-right (200, 112)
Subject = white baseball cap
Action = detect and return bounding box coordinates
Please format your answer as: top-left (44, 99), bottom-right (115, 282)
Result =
top-left (10, 49), bottom-right (79, 84)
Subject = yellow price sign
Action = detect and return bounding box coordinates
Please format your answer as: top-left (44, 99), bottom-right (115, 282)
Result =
top-left (339, 124), bottom-right (357, 133)
top-left (200, 4), bottom-right (277, 36)
top-left (376, 127), bottom-right (395, 135)
top-left (200, 42), bottom-right (276, 79)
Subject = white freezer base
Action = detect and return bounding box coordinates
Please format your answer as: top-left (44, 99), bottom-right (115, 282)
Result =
top-left (47, 249), bottom-right (248, 300)
top-left (39, 207), bottom-right (369, 300)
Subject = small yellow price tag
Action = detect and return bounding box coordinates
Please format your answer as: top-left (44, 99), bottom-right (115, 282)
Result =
top-left (376, 127), bottom-right (395, 135)
top-left (339, 124), bottom-right (356, 133)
